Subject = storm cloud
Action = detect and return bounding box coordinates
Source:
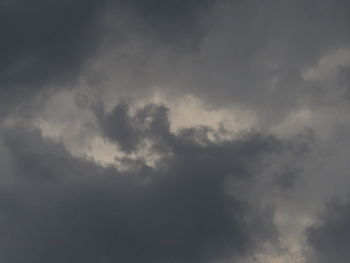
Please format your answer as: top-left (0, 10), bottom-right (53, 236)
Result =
top-left (307, 200), bottom-right (350, 263)
top-left (0, 0), bottom-right (215, 116)
top-left (2, 0), bottom-right (350, 262)
top-left (0, 120), bottom-right (280, 263)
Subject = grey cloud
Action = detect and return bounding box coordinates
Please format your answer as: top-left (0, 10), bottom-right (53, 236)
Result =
top-left (96, 102), bottom-right (174, 153)
top-left (306, 200), bottom-right (350, 263)
top-left (3, 1), bottom-right (350, 261)
top-left (94, 0), bottom-right (350, 124)
top-left (0, 0), bottom-right (217, 117)
top-left (113, 0), bottom-right (214, 47)
top-left (0, 116), bottom-right (281, 262)
top-left (96, 103), bottom-right (141, 152)
top-left (0, 0), bottom-right (105, 116)
top-left (171, 0), bottom-right (350, 121)
top-left (2, 126), bottom-right (107, 182)
top-left (3, 0), bottom-right (350, 123)
top-left (96, 102), bottom-right (282, 166)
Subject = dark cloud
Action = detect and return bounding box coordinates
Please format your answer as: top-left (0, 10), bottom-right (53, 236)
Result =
top-left (0, 0), bottom-right (216, 117)
top-left (306, 200), bottom-right (350, 263)
top-left (0, 0), bottom-right (105, 116)
top-left (96, 102), bottom-right (174, 153)
top-left (3, 0), bottom-right (350, 122)
top-left (0, 108), bottom-right (281, 262)
top-left (1, 126), bottom-right (106, 182)
top-left (275, 167), bottom-right (298, 189)
top-left (3, 1), bottom-right (350, 261)
top-left (96, 103), bottom-right (140, 152)
top-left (5, 0), bottom-right (350, 123)
top-left (134, 0), bottom-right (350, 123)
top-left (113, 0), bottom-right (214, 47)
top-left (96, 102), bottom-right (282, 164)
top-left (339, 66), bottom-right (350, 100)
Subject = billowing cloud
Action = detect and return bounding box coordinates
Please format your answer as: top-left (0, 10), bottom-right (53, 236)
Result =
top-left (0, 0), bottom-right (216, 116)
top-left (0, 117), bottom-right (281, 262)
top-left (2, 1), bottom-right (350, 262)
top-left (306, 200), bottom-right (350, 263)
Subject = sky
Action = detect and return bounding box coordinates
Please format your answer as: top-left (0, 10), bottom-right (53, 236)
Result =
top-left (1, 0), bottom-right (350, 262)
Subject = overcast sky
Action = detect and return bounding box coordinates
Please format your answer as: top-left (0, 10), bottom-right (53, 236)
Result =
top-left (1, 1), bottom-right (350, 262)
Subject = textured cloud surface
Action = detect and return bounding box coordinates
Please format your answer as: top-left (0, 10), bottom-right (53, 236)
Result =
top-left (2, 0), bottom-right (350, 262)
top-left (307, 200), bottom-right (350, 263)
top-left (0, 122), bottom-right (281, 263)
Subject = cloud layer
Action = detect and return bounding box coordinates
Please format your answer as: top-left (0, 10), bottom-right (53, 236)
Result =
top-left (2, 1), bottom-right (350, 262)
top-left (0, 117), bottom-right (280, 262)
